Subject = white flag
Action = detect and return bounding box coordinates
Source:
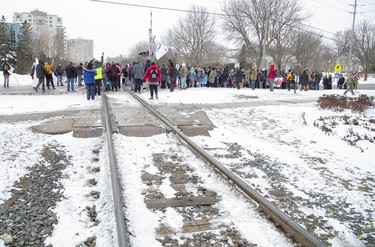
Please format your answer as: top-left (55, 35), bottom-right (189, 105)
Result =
top-left (32, 58), bottom-right (39, 87)
top-left (155, 41), bottom-right (168, 60)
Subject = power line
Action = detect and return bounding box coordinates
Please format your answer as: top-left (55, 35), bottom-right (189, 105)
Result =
top-left (332, 0), bottom-right (351, 4)
top-left (90, 0), bottom-right (348, 44)
top-left (361, 0), bottom-right (375, 8)
top-left (309, 0), bottom-right (351, 12)
top-left (90, 0), bottom-right (228, 16)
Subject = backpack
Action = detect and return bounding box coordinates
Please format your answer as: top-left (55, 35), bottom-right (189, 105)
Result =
top-left (110, 66), bottom-right (117, 79)
top-left (150, 68), bottom-right (158, 81)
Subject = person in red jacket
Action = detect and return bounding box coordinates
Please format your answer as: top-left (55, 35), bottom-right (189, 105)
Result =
top-left (107, 62), bottom-right (121, 91)
top-left (142, 62), bottom-right (161, 100)
top-left (267, 64), bottom-right (275, 91)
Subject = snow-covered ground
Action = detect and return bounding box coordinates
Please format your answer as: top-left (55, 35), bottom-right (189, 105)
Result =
top-left (0, 74), bottom-right (374, 247)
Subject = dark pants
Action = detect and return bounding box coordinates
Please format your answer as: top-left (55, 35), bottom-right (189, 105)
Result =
top-left (288, 80), bottom-right (297, 93)
top-left (95, 79), bottom-right (102, 95)
top-left (161, 80), bottom-right (167, 89)
top-left (134, 78), bottom-right (142, 92)
top-left (150, 84), bottom-right (158, 98)
top-left (169, 76), bottom-right (176, 92)
top-left (46, 74), bottom-right (55, 89)
top-left (36, 77), bottom-right (46, 91)
top-left (86, 84), bottom-right (96, 100)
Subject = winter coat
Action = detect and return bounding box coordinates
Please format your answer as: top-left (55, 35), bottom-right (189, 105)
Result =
top-left (300, 70), bottom-right (309, 85)
top-left (83, 68), bottom-right (97, 85)
top-left (77, 64), bottom-right (84, 75)
top-left (107, 64), bottom-right (120, 81)
top-left (208, 70), bottom-right (217, 84)
top-left (160, 66), bottom-right (168, 81)
top-left (55, 65), bottom-right (64, 76)
top-left (189, 68), bottom-right (196, 79)
top-left (133, 63), bottom-right (144, 79)
top-left (267, 64), bottom-right (275, 80)
top-left (65, 63), bottom-right (76, 78)
top-left (235, 68), bottom-right (243, 82)
top-left (221, 67), bottom-right (229, 82)
top-left (168, 66), bottom-right (178, 79)
top-left (142, 64), bottom-right (161, 85)
top-left (250, 69), bottom-right (258, 81)
top-left (347, 75), bottom-right (356, 86)
top-left (2, 62), bottom-right (11, 75)
top-left (44, 61), bottom-right (54, 75)
top-left (179, 66), bottom-right (188, 78)
top-left (101, 65), bottom-right (108, 80)
top-left (36, 62), bottom-right (47, 79)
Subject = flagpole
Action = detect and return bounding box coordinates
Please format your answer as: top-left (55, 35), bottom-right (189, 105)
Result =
top-left (12, 73), bottom-right (20, 85)
top-left (149, 10), bottom-right (152, 60)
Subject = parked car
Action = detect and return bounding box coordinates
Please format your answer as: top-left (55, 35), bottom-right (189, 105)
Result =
top-left (273, 77), bottom-right (286, 89)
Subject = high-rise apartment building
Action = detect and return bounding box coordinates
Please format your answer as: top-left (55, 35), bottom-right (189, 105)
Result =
top-left (13, 9), bottom-right (64, 35)
top-left (11, 9), bottom-right (93, 62)
top-left (66, 38), bottom-right (94, 63)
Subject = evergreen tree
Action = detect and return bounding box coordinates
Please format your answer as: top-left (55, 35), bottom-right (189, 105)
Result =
top-left (0, 15), bottom-right (16, 67)
top-left (17, 20), bottom-right (34, 74)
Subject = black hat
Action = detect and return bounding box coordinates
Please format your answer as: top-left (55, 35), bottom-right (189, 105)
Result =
top-left (87, 62), bottom-right (93, 69)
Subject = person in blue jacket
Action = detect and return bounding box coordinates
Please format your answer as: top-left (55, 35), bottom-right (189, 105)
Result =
top-left (83, 61), bottom-right (97, 100)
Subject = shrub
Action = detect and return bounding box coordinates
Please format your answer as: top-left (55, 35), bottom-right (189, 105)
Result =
top-left (317, 94), bottom-right (375, 113)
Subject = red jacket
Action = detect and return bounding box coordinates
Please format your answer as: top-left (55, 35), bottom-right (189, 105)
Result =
top-left (142, 64), bottom-right (161, 85)
top-left (107, 64), bottom-right (120, 80)
top-left (267, 64), bottom-right (275, 80)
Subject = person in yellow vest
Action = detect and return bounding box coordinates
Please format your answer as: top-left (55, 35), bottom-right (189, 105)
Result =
top-left (45, 59), bottom-right (55, 89)
top-left (94, 52), bottom-right (104, 95)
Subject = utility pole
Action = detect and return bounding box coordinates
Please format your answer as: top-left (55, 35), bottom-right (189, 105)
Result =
top-left (260, 0), bottom-right (269, 70)
top-left (346, 0), bottom-right (357, 74)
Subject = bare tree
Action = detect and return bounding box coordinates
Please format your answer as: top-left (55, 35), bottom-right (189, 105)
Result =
top-left (126, 40), bottom-right (150, 64)
top-left (51, 28), bottom-right (66, 63)
top-left (289, 30), bottom-right (323, 73)
top-left (319, 44), bottom-right (336, 75)
top-left (268, 27), bottom-right (295, 72)
top-left (221, 0), bottom-right (307, 68)
top-left (352, 19), bottom-right (375, 81)
top-left (165, 5), bottom-right (223, 66)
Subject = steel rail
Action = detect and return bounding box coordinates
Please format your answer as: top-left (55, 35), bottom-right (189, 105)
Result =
top-left (102, 94), bottom-right (129, 247)
top-left (129, 90), bottom-right (324, 247)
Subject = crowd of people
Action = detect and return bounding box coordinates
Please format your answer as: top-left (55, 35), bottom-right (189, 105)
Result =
top-left (1, 58), bottom-right (359, 99)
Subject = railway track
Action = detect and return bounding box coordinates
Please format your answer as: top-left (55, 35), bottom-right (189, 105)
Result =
top-left (101, 91), bottom-right (324, 247)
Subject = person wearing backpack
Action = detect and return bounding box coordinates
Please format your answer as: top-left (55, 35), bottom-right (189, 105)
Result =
top-left (142, 62), bottom-right (161, 100)
top-left (107, 62), bottom-right (120, 91)
top-left (2, 62), bottom-right (11, 87)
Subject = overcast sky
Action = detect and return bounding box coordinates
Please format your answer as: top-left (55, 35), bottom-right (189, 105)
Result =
top-left (2, 0), bottom-right (375, 60)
